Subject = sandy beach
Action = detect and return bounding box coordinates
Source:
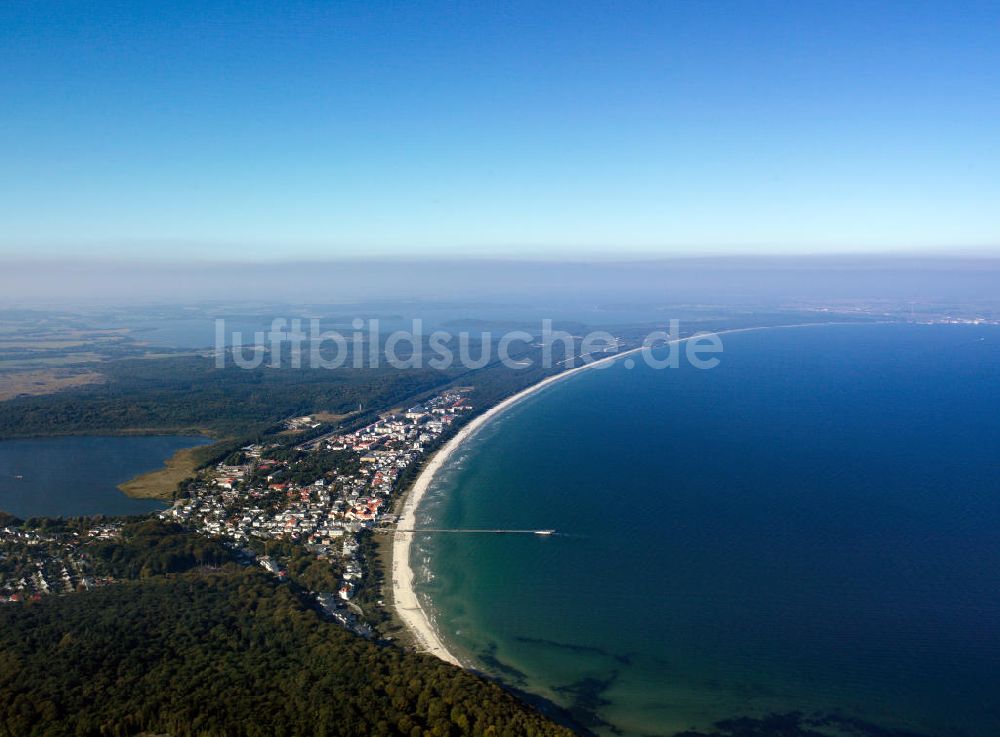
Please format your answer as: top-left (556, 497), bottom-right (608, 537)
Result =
top-left (390, 325), bottom-right (824, 666)
top-left (390, 342), bottom-right (653, 666)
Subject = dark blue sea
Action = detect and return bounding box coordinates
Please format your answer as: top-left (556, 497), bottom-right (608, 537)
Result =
top-left (415, 323), bottom-right (1000, 736)
top-left (0, 436), bottom-right (209, 519)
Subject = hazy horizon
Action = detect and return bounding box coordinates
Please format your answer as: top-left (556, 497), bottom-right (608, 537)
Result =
top-left (3, 254), bottom-right (999, 306)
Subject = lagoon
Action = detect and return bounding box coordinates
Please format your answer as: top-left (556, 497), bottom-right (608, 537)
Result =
top-left (0, 436), bottom-right (210, 519)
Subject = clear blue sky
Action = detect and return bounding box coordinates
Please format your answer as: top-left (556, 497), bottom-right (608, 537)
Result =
top-left (2, 0), bottom-right (998, 260)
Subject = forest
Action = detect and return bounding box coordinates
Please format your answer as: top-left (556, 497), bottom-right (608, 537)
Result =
top-left (0, 522), bottom-right (574, 737)
top-left (0, 352), bottom-right (460, 439)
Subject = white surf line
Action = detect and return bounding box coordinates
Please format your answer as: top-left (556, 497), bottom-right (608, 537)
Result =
top-left (391, 321), bottom-right (858, 666)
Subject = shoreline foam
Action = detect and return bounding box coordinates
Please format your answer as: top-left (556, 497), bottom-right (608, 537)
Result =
top-left (390, 341), bottom-right (660, 666)
top-left (390, 324), bottom-right (836, 666)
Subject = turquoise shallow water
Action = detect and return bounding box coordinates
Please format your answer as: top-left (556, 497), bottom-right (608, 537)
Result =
top-left (414, 324), bottom-right (1000, 736)
top-left (0, 435), bottom-right (210, 518)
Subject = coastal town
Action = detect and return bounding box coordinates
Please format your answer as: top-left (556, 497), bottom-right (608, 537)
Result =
top-left (157, 389), bottom-right (473, 631)
top-left (0, 521), bottom-right (122, 602)
top-left (1, 389), bottom-right (474, 636)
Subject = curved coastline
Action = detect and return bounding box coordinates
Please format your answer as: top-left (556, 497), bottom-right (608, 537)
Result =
top-left (390, 323), bottom-right (843, 666)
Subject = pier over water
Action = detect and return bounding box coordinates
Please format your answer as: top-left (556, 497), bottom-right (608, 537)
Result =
top-left (384, 528), bottom-right (557, 535)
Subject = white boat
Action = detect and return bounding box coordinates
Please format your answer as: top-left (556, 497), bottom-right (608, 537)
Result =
top-left (534, 529), bottom-right (555, 536)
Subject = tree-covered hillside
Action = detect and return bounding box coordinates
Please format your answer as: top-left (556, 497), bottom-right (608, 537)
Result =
top-left (0, 525), bottom-right (573, 737)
